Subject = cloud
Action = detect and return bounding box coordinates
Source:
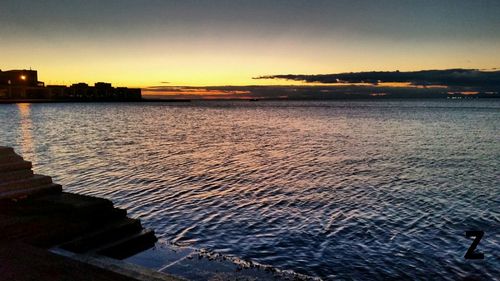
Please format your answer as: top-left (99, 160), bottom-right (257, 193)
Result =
top-left (254, 69), bottom-right (500, 88)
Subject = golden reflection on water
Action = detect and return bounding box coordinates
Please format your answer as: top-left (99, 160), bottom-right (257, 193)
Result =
top-left (17, 103), bottom-right (35, 161)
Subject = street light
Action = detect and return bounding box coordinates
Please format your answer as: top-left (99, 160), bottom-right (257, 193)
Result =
top-left (20, 75), bottom-right (26, 80)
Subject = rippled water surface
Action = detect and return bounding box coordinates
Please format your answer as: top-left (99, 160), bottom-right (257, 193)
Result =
top-left (1, 100), bottom-right (499, 280)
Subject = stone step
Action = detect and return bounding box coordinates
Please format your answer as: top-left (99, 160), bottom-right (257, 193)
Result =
top-left (31, 207), bottom-right (130, 249)
top-left (33, 192), bottom-right (115, 214)
top-left (0, 154), bottom-right (24, 163)
top-left (0, 147), bottom-right (15, 156)
top-left (108, 207), bottom-right (128, 218)
top-left (0, 174), bottom-right (52, 193)
top-left (31, 193), bottom-right (129, 225)
top-left (0, 149), bottom-right (20, 157)
top-left (60, 218), bottom-right (143, 253)
top-left (0, 160), bottom-right (32, 173)
top-left (0, 169), bottom-right (34, 183)
top-left (0, 183), bottom-right (62, 200)
top-left (96, 229), bottom-right (157, 260)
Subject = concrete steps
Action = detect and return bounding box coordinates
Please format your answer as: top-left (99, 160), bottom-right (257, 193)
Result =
top-left (96, 229), bottom-right (158, 260)
top-left (26, 193), bottom-right (129, 226)
top-left (35, 192), bottom-right (114, 211)
top-left (0, 183), bottom-right (62, 200)
top-left (0, 146), bottom-right (15, 155)
top-left (0, 174), bottom-right (53, 191)
top-left (0, 160), bottom-right (32, 173)
top-left (61, 218), bottom-right (143, 253)
top-left (0, 154), bottom-right (24, 163)
top-left (0, 169), bottom-right (34, 182)
top-left (59, 210), bottom-right (158, 260)
top-left (0, 147), bottom-right (157, 262)
top-left (0, 147), bottom-right (46, 200)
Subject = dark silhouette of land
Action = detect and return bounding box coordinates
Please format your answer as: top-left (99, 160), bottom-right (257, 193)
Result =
top-left (0, 69), bottom-right (141, 102)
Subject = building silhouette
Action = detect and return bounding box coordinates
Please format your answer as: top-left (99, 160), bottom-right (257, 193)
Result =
top-left (0, 69), bottom-right (43, 87)
top-left (0, 69), bottom-right (141, 101)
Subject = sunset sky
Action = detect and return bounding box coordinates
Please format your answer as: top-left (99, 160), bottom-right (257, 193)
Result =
top-left (1, 0), bottom-right (500, 87)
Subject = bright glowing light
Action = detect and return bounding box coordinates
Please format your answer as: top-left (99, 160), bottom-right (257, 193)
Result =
top-left (20, 75), bottom-right (26, 80)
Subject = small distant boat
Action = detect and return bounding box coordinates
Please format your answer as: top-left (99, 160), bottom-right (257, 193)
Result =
top-left (249, 98), bottom-right (259, 101)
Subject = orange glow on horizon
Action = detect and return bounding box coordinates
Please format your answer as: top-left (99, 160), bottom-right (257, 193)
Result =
top-left (141, 81), bottom-right (452, 98)
top-left (4, 31), bottom-right (500, 89)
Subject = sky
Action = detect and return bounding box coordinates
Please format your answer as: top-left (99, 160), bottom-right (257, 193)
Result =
top-left (1, 0), bottom-right (500, 87)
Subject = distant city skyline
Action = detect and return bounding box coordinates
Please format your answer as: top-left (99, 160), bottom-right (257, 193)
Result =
top-left (1, 0), bottom-right (500, 88)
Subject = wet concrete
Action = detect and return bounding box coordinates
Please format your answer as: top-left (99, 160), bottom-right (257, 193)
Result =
top-left (126, 242), bottom-right (319, 281)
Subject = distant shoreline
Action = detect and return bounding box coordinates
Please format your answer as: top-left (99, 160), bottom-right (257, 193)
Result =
top-left (1, 96), bottom-right (499, 104)
top-left (0, 98), bottom-right (192, 104)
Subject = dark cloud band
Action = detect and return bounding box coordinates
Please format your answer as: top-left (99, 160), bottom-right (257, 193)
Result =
top-left (254, 69), bottom-right (500, 87)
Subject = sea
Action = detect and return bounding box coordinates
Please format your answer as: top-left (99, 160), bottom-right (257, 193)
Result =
top-left (1, 99), bottom-right (499, 280)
